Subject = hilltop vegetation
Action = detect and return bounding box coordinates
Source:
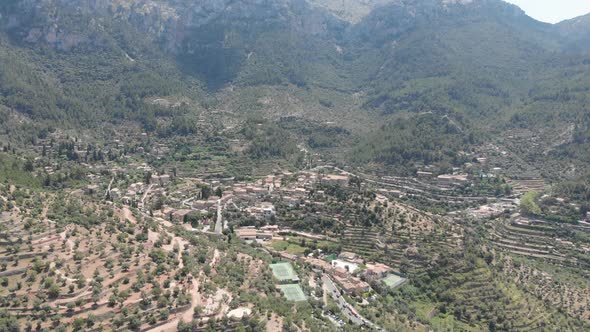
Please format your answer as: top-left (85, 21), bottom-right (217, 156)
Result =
top-left (351, 114), bottom-right (477, 174)
top-left (0, 0), bottom-right (589, 178)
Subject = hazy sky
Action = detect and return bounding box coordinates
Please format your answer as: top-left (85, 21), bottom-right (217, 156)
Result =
top-left (504, 0), bottom-right (590, 23)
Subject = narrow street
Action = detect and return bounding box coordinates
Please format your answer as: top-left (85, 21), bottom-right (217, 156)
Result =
top-left (214, 199), bottom-right (223, 234)
top-left (322, 275), bottom-right (381, 330)
top-left (139, 184), bottom-right (153, 209)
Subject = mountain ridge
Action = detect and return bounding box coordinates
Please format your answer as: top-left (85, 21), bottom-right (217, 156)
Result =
top-left (0, 0), bottom-right (590, 177)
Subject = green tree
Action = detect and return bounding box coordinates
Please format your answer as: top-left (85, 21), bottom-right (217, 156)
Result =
top-left (520, 191), bottom-right (542, 216)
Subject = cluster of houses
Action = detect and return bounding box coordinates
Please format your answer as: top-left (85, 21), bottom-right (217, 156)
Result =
top-left (417, 171), bottom-right (470, 189)
top-left (155, 170), bottom-right (349, 227)
top-left (466, 200), bottom-right (517, 219)
top-left (123, 168), bottom-right (405, 297)
top-left (120, 182), bottom-right (147, 204)
top-left (235, 225), bottom-right (278, 241)
top-left (110, 167), bottom-right (407, 298)
top-left (302, 251), bottom-right (395, 295)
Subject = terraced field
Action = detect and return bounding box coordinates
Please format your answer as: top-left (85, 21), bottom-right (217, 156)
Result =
top-left (447, 266), bottom-right (551, 331)
top-left (486, 216), bottom-right (590, 322)
top-left (0, 191), bottom-right (204, 330)
top-left (366, 175), bottom-right (495, 209)
top-left (407, 250), bottom-right (588, 332)
top-left (508, 179), bottom-right (546, 194)
top-left (489, 217), bottom-right (590, 271)
top-left (339, 200), bottom-right (461, 271)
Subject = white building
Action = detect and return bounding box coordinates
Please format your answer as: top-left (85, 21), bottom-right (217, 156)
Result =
top-left (331, 259), bottom-right (359, 274)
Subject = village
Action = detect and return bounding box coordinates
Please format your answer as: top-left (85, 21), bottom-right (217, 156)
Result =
top-left (92, 158), bottom-right (530, 329)
top-left (113, 169), bottom-right (406, 287)
top-left (6, 129), bottom-right (588, 331)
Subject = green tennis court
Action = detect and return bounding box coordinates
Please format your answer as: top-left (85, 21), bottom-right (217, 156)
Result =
top-left (270, 262), bottom-right (298, 282)
top-left (278, 284), bottom-right (307, 302)
top-left (383, 274), bottom-right (407, 288)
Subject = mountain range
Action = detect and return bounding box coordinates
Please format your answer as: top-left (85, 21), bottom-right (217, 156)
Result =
top-left (1, 0), bottom-right (590, 178)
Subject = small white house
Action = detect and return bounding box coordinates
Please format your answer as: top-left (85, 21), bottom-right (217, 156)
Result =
top-left (331, 259), bottom-right (359, 274)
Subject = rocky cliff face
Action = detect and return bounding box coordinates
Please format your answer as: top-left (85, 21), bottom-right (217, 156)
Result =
top-left (1, 0), bottom-right (532, 52)
top-left (1, 0), bottom-right (111, 50)
top-left (558, 13), bottom-right (590, 52)
top-left (0, 0), bottom-right (583, 91)
top-left (0, 0), bottom-right (345, 52)
top-left (306, 0), bottom-right (394, 23)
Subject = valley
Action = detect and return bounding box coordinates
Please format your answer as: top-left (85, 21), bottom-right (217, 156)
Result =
top-left (1, 0), bottom-right (590, 331)
top-left (1, 124), bottom-right (589, 331)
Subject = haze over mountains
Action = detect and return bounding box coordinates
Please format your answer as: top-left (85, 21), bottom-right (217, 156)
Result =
top-left (0, 0), bottom-right (590, 176)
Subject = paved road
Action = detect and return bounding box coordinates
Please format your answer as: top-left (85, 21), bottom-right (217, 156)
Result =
top-left (140, 184), bottom-right (153, 208)
top-left (105, 177), bottom-right (114, 199)
top-left (322, 275), bottom-right (375, 328)
top-left (214, 199), bottom-right (222, 234)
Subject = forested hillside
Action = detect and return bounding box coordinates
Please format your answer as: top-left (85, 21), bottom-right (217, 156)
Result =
top-left (0, 0), bottom-right (589, 178)
top-left (558, 13), bottom-right (590, 52)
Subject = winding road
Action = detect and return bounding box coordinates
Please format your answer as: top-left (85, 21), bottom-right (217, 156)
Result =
top-left (322, 275), bottom-right (381, 330)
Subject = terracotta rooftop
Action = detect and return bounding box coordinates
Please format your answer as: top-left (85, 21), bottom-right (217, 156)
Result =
top-left (365, 262), bottom-right (391, 275)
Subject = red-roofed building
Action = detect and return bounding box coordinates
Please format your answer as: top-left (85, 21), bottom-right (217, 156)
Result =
top-left (363, 262), bottom-right (391, 280)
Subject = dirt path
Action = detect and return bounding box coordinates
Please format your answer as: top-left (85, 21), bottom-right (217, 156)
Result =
top-left (205, 289), bottom-right (231, 318)
top-left (322, 281), bottom-right (329, 307)
top-left (122, 206), bottom-right (137, 224)
top-left (59, 230), bottom-right (75, 253)
top-left (162, 238), bottom-right (188, 269)
top-left (211, 249), bottom-right (220, 267)
top-left (41, 203), bottom-right (49, 219)
top-left (52, 287), bottom-right (93, 306)
top-left (178, 244), bottom-right (184, 269)
top-left (145, 278), bottom-right (201, 332)
top-left (138, 210), bottom-right (220, 332)
top-left (266, 313), bottom-right (284, 332)
top-left (214, 199), bottom-right (222, 234)
top-left (51, 262), bottom-right (77, 283)
top-left (182, 279), bottom-right (202, 321)
top-left (150, 214), bottom-right (174, 228)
